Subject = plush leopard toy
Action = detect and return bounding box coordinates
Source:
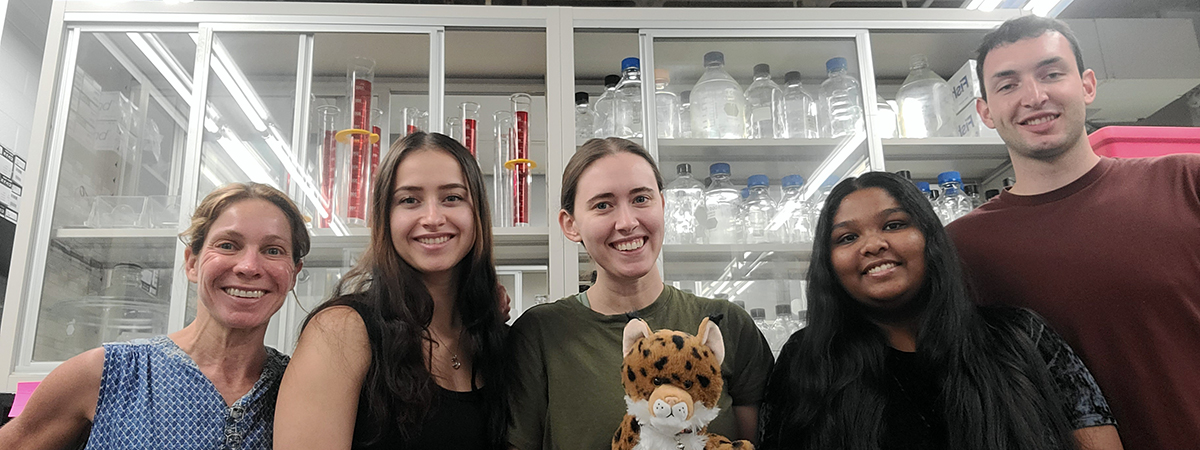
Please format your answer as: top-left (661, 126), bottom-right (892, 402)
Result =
top-left (611, 316), bottom-right (753, 450)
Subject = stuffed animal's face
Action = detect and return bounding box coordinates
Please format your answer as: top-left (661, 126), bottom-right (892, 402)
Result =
top-left (620, 317), bottom-right (725, 433)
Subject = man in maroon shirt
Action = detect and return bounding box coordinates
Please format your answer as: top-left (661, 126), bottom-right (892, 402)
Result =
top-left (947, 16), bottom-right (1200, 450)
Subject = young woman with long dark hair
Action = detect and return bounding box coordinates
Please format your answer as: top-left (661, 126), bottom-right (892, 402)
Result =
top-left (275, 132), bottom-right (507, 450)
top-left (759, 171), bottom-right (1122, 450)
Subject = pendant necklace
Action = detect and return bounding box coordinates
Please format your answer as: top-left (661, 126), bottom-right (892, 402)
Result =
top-left (451, 353), bottom-right (462, 370)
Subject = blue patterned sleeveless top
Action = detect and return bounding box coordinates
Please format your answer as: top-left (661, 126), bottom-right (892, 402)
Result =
top-left (83, 335), bottom-right (289, 450)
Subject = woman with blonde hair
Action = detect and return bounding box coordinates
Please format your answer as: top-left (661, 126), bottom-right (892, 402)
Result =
top-left (0, 182), bottom-right (309, 449)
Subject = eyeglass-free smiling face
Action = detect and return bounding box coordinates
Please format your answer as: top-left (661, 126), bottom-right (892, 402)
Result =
top-left (185, 198), bottom-right (300, 331)
top-left (560, 152), bottom-right (664, 283)
top-left (829, 187), bottom-right (927, 314)
top-left (977, 30), bottom-right (1097, 162)
top-left (389, 149), bottom-right (476, 283)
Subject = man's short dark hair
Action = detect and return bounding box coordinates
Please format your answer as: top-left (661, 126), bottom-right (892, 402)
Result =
top-left (976, 15), bottom-right (1085, 100)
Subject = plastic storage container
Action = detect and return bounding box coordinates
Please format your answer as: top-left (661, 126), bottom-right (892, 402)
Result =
top-left (1089, 126), bottom-right (1200, 158)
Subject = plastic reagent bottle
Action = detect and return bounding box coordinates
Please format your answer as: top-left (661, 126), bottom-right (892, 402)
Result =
top-left (897, 54), bottom-right (956, 138)
top-left (819, 57), bottom-right (865, 138)
top-left (663, 163), bottom-right (706, 245)
top-left (782, 71), bottom-right (819, 139)
top-left (593, 74), bottom-right (621, 138)
top-left (654, 68), bottom-right (681, 139)
top-left (916, 181), bottom-right (937, 210)
top-left (936, 171), bottom-right (973, 224)
top-left (745, 64), bottom-right (787, 139)
top-left (742, 174), bottom-right (780, 244)
top-left (691, 51), bottom-right (748, 139)
top-left (705, 163), bottom-right (742, 244)
top-left (778, 174), bottom-right (814, 244)
top-left (875, 95), bottom-right (900, 138)
top-left (679, 90), bottom-right (693, 139)
top-left (615, 57), bottom-right (644, 138)
top-left (574, 92), bottom-right (598, 146)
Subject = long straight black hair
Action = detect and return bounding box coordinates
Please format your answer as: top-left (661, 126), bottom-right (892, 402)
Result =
top-left (761, 171), bottom-right (1076, 450)
top-left (303, 132), bottom-right (507, 449)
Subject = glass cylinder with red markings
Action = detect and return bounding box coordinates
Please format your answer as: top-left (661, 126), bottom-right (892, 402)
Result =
top-left (447, 116), bottom-right (463, 143)
top-left (315, 105), bottom-right (340, 229)
top-left (346, 57), bottom-right (375, 226)
top-left (461, 102), bottom-right (480, 157)
top-left (510, 93), bottom-right (532, 227)
top-left (403, 107), bottom-right (421, 135)
top-left (493, 111), bottom-right (513, 227)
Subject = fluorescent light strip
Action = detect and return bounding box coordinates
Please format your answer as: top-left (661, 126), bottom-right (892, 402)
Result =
top-left (211, 38), bottom-right (271, 122)
top-left (263, 124), bottom-right (327, 218)
top-left (145, 33), bottom-right (193, 93)
top-left (211, 56), bottom-right (268, 132)
top-left (977, 0), bottom-right (1005, 12)
top-left (1024, 0), bottom-right (1062, 16)
top-left (802, 132), bottom-right (867, 201)
top-left (126, 33), bottom-right (191, 104)
top-left (217, 133), bottom-right (275, 185)
top-left (964, 0), bottom-right (987, 9)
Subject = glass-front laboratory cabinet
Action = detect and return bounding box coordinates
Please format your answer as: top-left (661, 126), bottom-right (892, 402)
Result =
top-left (1, 2), bottom-right (1013, 386)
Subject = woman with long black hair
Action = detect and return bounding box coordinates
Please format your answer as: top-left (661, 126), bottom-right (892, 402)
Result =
top-left (759, 171), bottom-right (1122, 450)
top-left (275, 132), bottom-right (507, 450)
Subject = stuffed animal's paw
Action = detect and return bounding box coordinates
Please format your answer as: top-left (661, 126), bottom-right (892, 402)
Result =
top-left (704, 434), bottom-right (754, 450)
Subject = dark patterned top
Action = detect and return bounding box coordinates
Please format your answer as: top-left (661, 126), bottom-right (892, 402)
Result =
top-left (83, 335), bottom-right (289, 450)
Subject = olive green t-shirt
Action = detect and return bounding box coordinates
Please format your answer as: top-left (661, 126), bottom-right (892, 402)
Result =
top-left (506, 285), bottom-right (774, 450)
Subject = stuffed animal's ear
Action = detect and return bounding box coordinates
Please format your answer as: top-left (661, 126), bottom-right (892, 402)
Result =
top-left (622, 319), bottom-right (653, 358)
top-left (697, 317), bottom-right (725, 365)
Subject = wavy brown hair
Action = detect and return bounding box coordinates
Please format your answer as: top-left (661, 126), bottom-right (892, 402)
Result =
top-left (181, 182), bottom-right (310, 264)
top-left (303, 132), bottom-right (506, 448)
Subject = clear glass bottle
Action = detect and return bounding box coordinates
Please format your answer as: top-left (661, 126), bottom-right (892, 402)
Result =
top-left (663, 163), bottom-right (706, 245)
top-left (615, 57), bottom-right (643, 138)
top-left (745, 64), bottom-right (787, 139)
top-left (679, 90), bottom-right (693, 139)
top-left (915, 181), bottom-right (937, 211)
top-left (779, 174), bottom-right (814, 244)
top-left (751, 308), bottom-right (770, 342)
top-left (691, 51), bottom-right (748, 139)
top-left (937, 171), bottom-right (973, 224)
top-left (819, 57), bottom-right (864, 138)
top-left (897, 54), bottom-right (956, 138)
top-left (807, 176), bottom-right (839, 230)
top-left (704, 163), bottom-right (742, 244)
top-left (574, 92), bottom-right (598, 146)
top-left (963, 183), bottom-right (984, 209)
top-left (773, 304), bottom-right (801, 347)
top-left (782, 71), bottom-right (819, 139)
top-left (875, 95), bottom-right (900, 138)
top-left (741, 174), bottom-right (780, 244)
top-left (593, 74), bottom-right (621, 138)
top-left (654, 68), bottom-right (681, 139)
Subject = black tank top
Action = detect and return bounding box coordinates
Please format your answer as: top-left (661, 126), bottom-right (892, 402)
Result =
top-left (343, 299), bottom-right (491, 450)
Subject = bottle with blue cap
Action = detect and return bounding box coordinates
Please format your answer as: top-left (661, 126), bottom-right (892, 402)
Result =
top-left (915, 181), bottom-right (937, 209)
top-left (779, 174), bottom-right (814, 244)
top-left (742, 174), bottom-right (780, 243)
top-left (704, 163), bottom-right (742, 244)
top-left (664, 163), bottom-right (706, 245)
top-left (691, 51), bottom-right (748, 139)
top-left (615, 57), bottom-right (643, 138)
top-left (936, 171), bottom-right (973, 224)
top-left (819, 57), bottom-right (865, 138)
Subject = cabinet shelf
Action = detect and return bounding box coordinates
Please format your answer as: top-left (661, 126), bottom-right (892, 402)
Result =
top-left (52, 228), bottom-right (180, 269)
top-left (882, 136), bottom-right (1010, 182)
top-left (657, 138), bottom-right (849, 183)
top-left (663, 243), bottom-right (812, 281)
top-left (305, 226), bottom-right (551, 267)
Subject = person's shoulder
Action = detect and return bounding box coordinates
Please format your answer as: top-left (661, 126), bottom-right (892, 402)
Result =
top-left (303, 303), bottom-right (371, 349)
top-left (511, 294), bottom-right (588, 330)
top-left (1109, 153), bottom-right (1200, 174)
top-left (668, 288), bottom-right (756, 329)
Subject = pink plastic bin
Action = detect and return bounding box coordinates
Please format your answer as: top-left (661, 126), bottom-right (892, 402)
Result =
top-left (1089, 126), bottom-right (1200, 158)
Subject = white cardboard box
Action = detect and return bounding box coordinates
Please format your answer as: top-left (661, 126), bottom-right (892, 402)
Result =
top-left (949, 59), bottom-right (981, 115)
top-left (953, 104), bottom-right (1000, 138)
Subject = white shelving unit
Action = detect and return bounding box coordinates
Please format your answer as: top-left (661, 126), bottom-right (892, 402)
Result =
top-left (0, 2), bottom-right (1019, 387)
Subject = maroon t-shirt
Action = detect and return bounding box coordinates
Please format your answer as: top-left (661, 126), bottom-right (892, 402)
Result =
top-left (947, 155), bottom-right (1200, 450)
